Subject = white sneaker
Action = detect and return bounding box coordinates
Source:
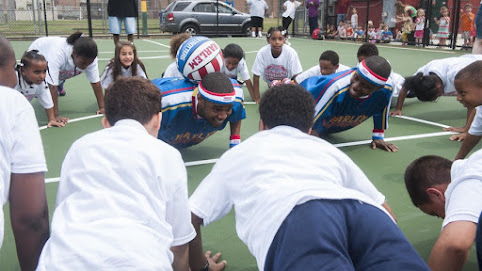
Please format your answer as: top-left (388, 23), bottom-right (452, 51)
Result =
top-left (258, 33), bottom-right (263, 38)
top-left (251, 32), bottom-right (256, 38)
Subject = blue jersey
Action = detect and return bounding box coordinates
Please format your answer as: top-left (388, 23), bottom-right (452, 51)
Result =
top-left (300, 69), bottom-right (392, 135)
top-left (152, 77), bottom-right (246, 148)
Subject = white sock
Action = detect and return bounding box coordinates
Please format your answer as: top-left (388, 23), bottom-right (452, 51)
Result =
top-left (251, 31), bottom-right (256, 37)
top-left (258, 33), bottom-right (263, 38)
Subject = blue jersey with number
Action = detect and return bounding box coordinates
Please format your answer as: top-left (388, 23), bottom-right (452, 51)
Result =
top-left (300, 69), bottom-right (392, 135)
top-left (152, 77), bottom-right (245, 148)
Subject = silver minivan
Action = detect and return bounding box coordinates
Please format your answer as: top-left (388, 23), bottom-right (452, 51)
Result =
top-left (160, 0), bottom-right (252, 36)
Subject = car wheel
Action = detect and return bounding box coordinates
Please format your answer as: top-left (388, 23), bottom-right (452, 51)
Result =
top-left (242, 24), bottom-right (252, 37)
top-left (181, 24), bottom-right (199, 36)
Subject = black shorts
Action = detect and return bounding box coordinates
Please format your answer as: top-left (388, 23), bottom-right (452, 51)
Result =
top-left (251, 16), bottom-right (264, 28)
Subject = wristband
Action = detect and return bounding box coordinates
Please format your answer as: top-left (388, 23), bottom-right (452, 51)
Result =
top-left (200, 261), bottom-right (209, 271)
top-left (372, 129), bottom-right (384, 140)
top-left (229, 135), bottom-right (241, 148)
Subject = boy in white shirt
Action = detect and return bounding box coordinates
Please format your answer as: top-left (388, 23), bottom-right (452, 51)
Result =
top-left (295, 50), bottom-right (350, 84)
top-left (405, 153), bottom-right (482, 271)
top-left (0, 34), bottom-right (50, 271)
top-left (189, 83), bottom-right (430, 271)
top-left (36, 77), bottom-right (195, 270)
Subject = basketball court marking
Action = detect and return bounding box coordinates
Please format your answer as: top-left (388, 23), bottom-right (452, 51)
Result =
top-left (41, 111), bottom-right (458, 184)
top-left (142, 39), bottom-right (170, 48)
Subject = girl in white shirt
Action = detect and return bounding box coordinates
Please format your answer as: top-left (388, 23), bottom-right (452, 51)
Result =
top-left (252, 26), bottom-right (303, 102)
top-left (220, 43), bottom-right (258, 103)
top-left (15, 50), bottom-right (67, 127)
top-left (101, 41), bottom-right (147, 89)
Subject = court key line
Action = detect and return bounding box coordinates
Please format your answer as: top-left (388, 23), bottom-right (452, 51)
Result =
top-left (42, 112), bottom-right (456, 183)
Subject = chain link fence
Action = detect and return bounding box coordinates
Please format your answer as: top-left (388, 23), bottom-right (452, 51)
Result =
top-left (0, 0), bottom-right (166, 39)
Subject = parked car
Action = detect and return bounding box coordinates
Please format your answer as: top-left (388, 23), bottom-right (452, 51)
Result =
top-left (58, 10), bottom-right (82, 20)
top-left (160, 0), bottom-right (252, 36)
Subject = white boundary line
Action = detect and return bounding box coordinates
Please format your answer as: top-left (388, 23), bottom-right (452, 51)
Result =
top-left (41, 110), bottom-right (457, 183)
top-left (142, 39), bottom-right (170, 48)
top-left (99, 50), bottom-right (169, 54)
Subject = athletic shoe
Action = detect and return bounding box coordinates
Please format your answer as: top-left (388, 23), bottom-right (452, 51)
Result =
top-left (58, 88), bottom-right (67, 96)
top-left (406, 90), bottom-right (416, 98)
top-left (258, 33), bottom-right (263, 38)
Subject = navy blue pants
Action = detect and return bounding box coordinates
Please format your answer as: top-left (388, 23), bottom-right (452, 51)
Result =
top-left (264, 199), bottom-right (430, 271)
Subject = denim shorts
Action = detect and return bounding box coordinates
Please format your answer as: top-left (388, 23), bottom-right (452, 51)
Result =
top-left (109, 16), bottom-right (137, 34)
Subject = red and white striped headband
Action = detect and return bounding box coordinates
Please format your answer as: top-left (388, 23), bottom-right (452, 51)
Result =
top-left (197, 81), bottom-right (236, 104)
top-left (357, 59), bottom-right (388, 87)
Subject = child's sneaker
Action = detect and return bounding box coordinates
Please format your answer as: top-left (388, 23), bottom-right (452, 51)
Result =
top-left (258, 33), bottom-right (263, 38)
top-left (58, 88), bottom-right (67, 96)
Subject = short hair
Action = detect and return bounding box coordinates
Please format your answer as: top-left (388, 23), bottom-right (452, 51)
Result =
top-left (319, 50), bottom-right (339, 66)
top-left (200, 72), bottom-right (233, 94)
top-left (404, 155), bottom-right (452, 206)
top-left (67, 31), bottom-right (98, 59)
top-left (357, 43), bottom-right (379, 59)
top-left (403, 72), bottom-right (440, 101)
top-left (169, 33), bottom-right (190, 59)
top-left (364, 55), bottom-right (391, 80)
top-left (223, 43), bottom-right (245, 60)
top-left (0, 34), bottom-right (14, 68)
top-left (259, 84), bottom-right (315, 132)
top-left (455, 61), bottom-right (482, 87)
top-left (104, 77), bottom-right (162, 126)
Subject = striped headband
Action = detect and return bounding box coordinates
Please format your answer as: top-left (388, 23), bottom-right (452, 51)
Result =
top-left (197, 81), bottom-right (235, 104)
top-left (357, 60), bottom-right (388, 87)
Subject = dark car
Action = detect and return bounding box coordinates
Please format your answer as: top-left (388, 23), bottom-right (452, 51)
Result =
top-left (160, 0), bottom-right (252, 36)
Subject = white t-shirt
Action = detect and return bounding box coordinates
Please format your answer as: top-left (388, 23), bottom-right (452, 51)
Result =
top-left (469, 106), bottom-right (482, 136)
top-left (0, 86), bottom-right (47, 248)
top-left (163, 62), bottom-right (184, 78)
top-left (444, 149), bottom-right (482, 228)
top-left (252, 44), bottom-right (303, 84)
top-left (189, 126), bottom-right (389, 270)
top-left (37, 120), bottom-right (195, 270)
top-left (28, 36), bottom-right (100, 86)
top-left (295, 63), bottom-right (350, 84)
top-left (282, 0), bottom-right (301, 19)
top-left (415, 54), bottom-right (482, 94)
top-left (387, 71), bottom-right (405, 98)
top-left (247, 0), bottom-right (268, 17)
top-left (14, 74), bottom-right (53, 109)
top-left (100, 63), bottom-right (147, 89)
top-left (220, 58), bottom-right (251, 81)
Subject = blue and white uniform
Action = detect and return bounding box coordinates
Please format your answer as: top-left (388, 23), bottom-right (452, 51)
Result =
top-left (152, 78), bottom-right (246, 148)
top-left (300, 68), bottom-right (392, 138)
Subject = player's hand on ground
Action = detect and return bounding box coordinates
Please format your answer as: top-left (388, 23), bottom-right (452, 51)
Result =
top-left (96, 107), bottom-right (105, 115)
top-left (371, 139), bottom-right (398, 152)
top-left (205, 250), bottom-right (227, 271)
top-left (48, 118), bottom-right (66, 128)
top-left (450, 132), bottom-right (467, 142)
top-left (443, 126), bottom-right (464, 133)
top-left (389, 109), bottom-right (402, 116)
top-left (55, 116), bottom-right (69, 125)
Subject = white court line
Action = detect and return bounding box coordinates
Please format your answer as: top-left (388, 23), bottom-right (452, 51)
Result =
top-left (98, 50), bottom-right (169, 54)
top-left (39, 114), bottom-right (103, 131)
top-left (142, 39), bottom-right (170, 48)
top-left (395, 115), bottom-right (451, 128)
top-left (98, 55), bottom-right (170, 61)
top-left (41, 110), bottom-right (456, 183)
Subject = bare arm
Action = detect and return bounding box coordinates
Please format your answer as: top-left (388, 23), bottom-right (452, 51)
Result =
top-left (390, 86), bottom-right (408, 116)
top-left (91, 82), bottom-right (105, 114)
top-left (245, 79), bottom-right (259, 104)
top-left (47, 84), bottom-right (59, 117)
top-left (428, 221), bottom-right (476, 271)
top-left (230, 120), bottom-right (242, 137)
top-left (171, 244), bottom-right (190, 271)
top-left (189, 213), bottom-right (226, 271)
top-left (253, 75), bottom-right (261, 104)
top-left (9, 172), bottom-right (50, 271)
top-left (454, 134), bottom-right (482, 160)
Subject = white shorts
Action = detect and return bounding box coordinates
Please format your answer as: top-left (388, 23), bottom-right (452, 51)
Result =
top-left (109, 17), bottom-right (137, 35)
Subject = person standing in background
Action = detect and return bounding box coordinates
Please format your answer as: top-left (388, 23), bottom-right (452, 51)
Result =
top-left (336, 0), bottom-right (351, 27)
top-left (247, 0), bottom-right (269, 38)
top-left (108, 0), bottom-right (138, 45)
top-left (282, 0), bottom-right (302, 35)
top-left (306, 0), bottom-right (320, 36)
